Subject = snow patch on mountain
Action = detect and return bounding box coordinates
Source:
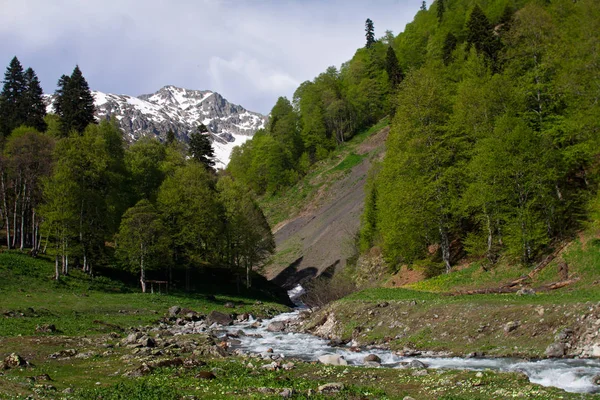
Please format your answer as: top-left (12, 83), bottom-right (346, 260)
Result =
top-left (45, 85), bottom-right (266, 168)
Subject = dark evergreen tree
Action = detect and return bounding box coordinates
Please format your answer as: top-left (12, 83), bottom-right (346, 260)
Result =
top-left (54, 65), bottom-right (96, 136)
top-left (420, 1), bottom-right (427, 11)
top-left (437, 0), bottom-right (445, 22)
top-left (365, 18), bottom-right (376, 49)
top-left (166, 129), bottom-right (176, 145)
top-left (189, 125), bottom-right (215, 169)
top-left (23, 68), bottom-right (47, 132)
top-left (442, 32), bottom-right (458, 65)
top-left (385, 46), bottom-right (404, 87)
top-left (498, 5), bottom-right (515, 34)
top-left (466, 5), bottom-right (501, 68)
top-left (0, 56), bottom-right (27, 137)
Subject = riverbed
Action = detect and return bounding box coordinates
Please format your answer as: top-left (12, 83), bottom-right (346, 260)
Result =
top-left (219, 287), bottom-right (600, 395)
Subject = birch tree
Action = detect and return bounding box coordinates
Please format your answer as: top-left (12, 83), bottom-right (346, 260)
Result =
top-left (117, 199), bottom-right (167, 293)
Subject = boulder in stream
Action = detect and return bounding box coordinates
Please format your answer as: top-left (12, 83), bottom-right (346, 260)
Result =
top-left (207, 311), bottom-right (233, 326)
top-left (545, 343), bottom-right (566, 358)
top-left (267, 321), bottom-right (285, 332)
top-left (364, 354), bottom-right (381, 363)
top-left (318, 354), bottom-right (348, 366)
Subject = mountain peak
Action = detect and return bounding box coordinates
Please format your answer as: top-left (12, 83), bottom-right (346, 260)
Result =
top-left (46, 86), bottom-right (266, 168)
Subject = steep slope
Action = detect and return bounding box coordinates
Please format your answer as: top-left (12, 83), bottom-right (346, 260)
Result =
top-left (47, 85), bottom-right (267, 168)
top-left (263, 121), bottom-right (389, 289)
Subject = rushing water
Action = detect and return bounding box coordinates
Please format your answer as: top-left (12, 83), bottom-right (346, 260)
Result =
top-left (221, 285), bottom-right (600, 394)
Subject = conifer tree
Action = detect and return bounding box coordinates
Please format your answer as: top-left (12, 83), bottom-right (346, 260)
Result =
top-left (23, 68), bottom-right (47, 132)
top-left (189, 124), bottom-right (215, 169)
top-left (466, 5), bottom-right (500, 68)
top-left (442, 32), bottom-right (458, 65)
top-left (166, 129), bottom-right (176, 145)
top-left (0, 57), bottom-right (27, 137)
top-left (437, 0), bottom-right (445, 22)
top-left (54, 65), bottom-right (96, 136)
top-left (365, 19), bottom-right (376, 49)
top-left (420, 1), bottom-right (427, 11)
top-left (385, 46), bottom-right (403, 87)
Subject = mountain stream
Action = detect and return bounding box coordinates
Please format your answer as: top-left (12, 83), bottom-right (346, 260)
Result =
top-left (218, 286), bottom-right (600, 394)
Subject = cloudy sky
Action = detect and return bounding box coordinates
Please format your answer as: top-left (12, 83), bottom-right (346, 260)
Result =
top-left (0, 0), bottom-right (421, 114)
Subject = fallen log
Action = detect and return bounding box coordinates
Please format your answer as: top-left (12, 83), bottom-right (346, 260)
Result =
top-left (448, 277), bottom-right (580, 296)
top-left (503, 242), bottom-right (569, 288)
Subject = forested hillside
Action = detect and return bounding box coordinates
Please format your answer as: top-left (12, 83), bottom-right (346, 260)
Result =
top-left (229, 0), bottom-right (600, 279)
top-left (0, 60), bottom-right (275, 293)
top-left (363, 0), bottom-right (600, 273)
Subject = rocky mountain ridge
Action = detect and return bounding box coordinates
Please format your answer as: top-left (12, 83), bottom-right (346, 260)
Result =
top-left (46, 85), bottom-right (267, 168)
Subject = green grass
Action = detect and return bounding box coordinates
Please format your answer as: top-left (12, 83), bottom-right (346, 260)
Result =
top-left (0, 252), bottom-right (289, 337)
top-left (328, 152), bottom-right (366, 173)
top-left (4, 358), bottom-right (586, 400)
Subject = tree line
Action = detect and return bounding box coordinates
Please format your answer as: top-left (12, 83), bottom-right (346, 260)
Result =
top-left (360, 0), bottom-right (600, 273)
top-left (0, 57), bottom-right (274, 291)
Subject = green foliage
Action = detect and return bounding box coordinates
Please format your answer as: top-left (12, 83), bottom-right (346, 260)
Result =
top-left (188, 127), bottom-right (215, 170)
top-left (54, 65), bottom-right (96, 136)
top-left (157, 163), bottom-right (223, 267)
top-left (116, 199), bottom-right (169, 292)
top-left (0, 57), bottom-right (46, 137)
top-left (125, 137), bottom-right (167, 202)
top-left (365, 18), bottom-right (376, 48)
top-left (362, 0), bottom-right (600, 274)
top-left (217, 176), bottom-right (275, 287)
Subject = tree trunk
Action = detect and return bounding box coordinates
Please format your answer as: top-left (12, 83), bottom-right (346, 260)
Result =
top-left (246, 262), bottom-right (251, 289)
top-left (140, 242), bottom-right (146, 293)
top-left (55, 253), bottom-right (60, 281)
top-left (20, 182), bottom-right (27, 251)
top-left (439, 223), bottom-right (451, 274)
top-left (1, 173), bottom-right (10, 250)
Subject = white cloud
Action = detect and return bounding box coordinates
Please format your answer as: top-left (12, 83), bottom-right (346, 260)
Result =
top-left (209, 53), bottom-right (299, 95)
top-left (0, 0), bottom-right (420, 114)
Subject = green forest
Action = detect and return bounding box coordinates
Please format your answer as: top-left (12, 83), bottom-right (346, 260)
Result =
top-left (1, 0), bottom-right (599, 291)
top-left (228, 0), bottom-right (600, 275)
top-left (0, 59), bottom-right (274, 293)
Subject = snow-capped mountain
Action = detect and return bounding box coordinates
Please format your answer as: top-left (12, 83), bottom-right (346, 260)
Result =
top-left (46, 85), bottom-right (267, 168)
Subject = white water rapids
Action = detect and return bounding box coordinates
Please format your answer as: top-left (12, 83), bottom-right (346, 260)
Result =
top-left (219, 285), bottom-right (600, 394)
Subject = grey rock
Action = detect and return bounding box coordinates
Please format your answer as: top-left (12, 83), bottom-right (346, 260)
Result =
top-left (318, 382), bottom-right (344, 394)
top-left (267, 321), bottom-right (286, 332)
top-left (124, 332), bottom-right (143, 345)
top-left (364, 354), bottom-right (381, 363)
top-left (167, 306), bottom-right (181, 317)
top-left (35, 324), bottom-right (56, 333)
top-left (48, 349), bottom-right (78, 359)
top-left (318, 354), bottom-right (348, 366)
top-left (555, 328), bottom-right (574, 342)
top-left (364, 361), bottom-right (381, 367)
top-left (504, 321), bottom-right (520, 333)
top-left (282, 362), bottom-right (295, 370)
top-left (545, 343), bottom-right (566, 358)
top-left (280, 388), bottom-right (293, 398)
top-left (408, 360), bottom-right (427, 369)
top-left (412, 369), bottom-right (428, 376)
top-left (2, 353), bottom-right (30, 369)
top-left (592, 374), bottom-right (600, 386)
top-left (207, 311), bottom-right (233, 326)
top-left (516, 288), bottom-right (536, 296)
